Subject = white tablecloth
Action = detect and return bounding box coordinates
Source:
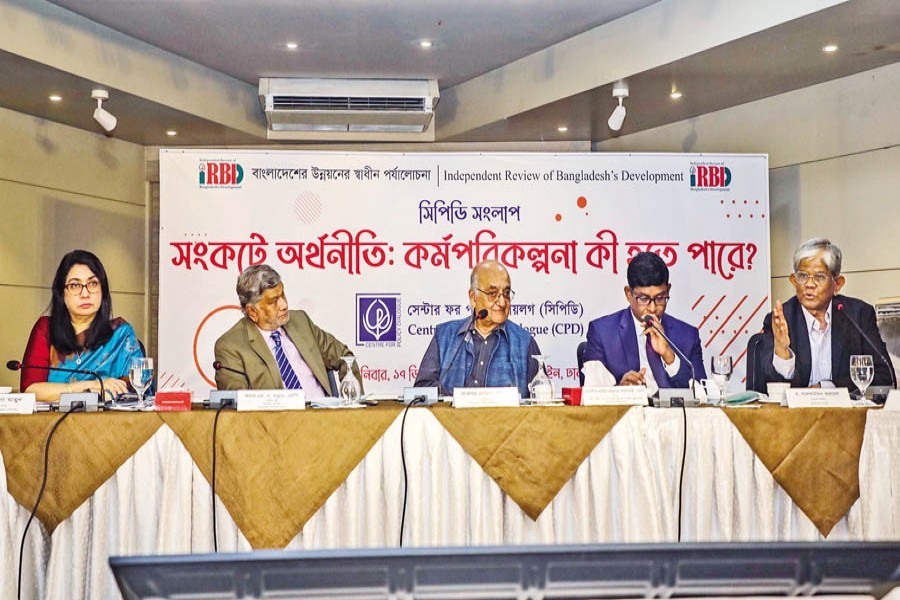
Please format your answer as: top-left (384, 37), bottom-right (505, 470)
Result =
top-left (2, 407), bottom-right (898, 599)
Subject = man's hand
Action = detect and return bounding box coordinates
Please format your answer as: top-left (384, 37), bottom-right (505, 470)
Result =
top-left (642, 316), bottom-right (676, 365)
top-left (772, 300), bottom-right (791, 359)
top-left (619, 368), bottom-right (647, 386)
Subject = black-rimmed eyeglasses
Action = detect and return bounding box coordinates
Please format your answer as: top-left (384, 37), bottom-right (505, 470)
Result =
top-left (632, 293), bottom-right (669, 307)
top-left (64, 280), bottom-right (101, 295)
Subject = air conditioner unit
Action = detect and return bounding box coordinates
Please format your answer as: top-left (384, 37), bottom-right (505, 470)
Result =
top-left (876, 297), bottom-right (900, 319)
top-left (259, 78), bottom-right (439, 141)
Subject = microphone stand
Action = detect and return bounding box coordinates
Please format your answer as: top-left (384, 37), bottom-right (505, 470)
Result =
top-left (7, 361), bottom-right (105, 407)
top-left (642, 316), bottom-right (697, 399)
top-left (836, 303), bottom-right (897, 390)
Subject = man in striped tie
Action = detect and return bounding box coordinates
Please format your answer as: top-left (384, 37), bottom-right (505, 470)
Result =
top-left (214, 264), bottom-right (362, 395)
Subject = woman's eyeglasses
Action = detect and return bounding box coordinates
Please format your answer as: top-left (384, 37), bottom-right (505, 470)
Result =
top-left (65, 280), bottom-right (101, 295)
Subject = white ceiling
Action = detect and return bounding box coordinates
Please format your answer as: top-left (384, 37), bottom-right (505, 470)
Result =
top-left (1, 0), bottom-right (898, 146)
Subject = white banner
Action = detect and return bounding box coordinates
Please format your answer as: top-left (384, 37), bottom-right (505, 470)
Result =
top-left (159, 151), bottom-right (770, 396)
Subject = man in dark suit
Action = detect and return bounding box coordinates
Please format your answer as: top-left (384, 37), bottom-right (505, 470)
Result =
top-left (214, 264), bottom-right (362, 394)
top-left (756, 238), bottom-right (894, 392)
top-left (583, 252), bottom-right (706, 388)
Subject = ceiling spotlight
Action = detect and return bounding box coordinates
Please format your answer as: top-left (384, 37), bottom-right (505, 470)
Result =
top-left (669, 90), bottom-right (683, 100)
top-left (91, 89), bottom-right (117, 133)
top-left (166, 130), bottom-right (178, 137)
top-left (822, 44), bottom-right (838, 53)
top-left (49, 94), bottom-right (62, 102)
top-left (557, 125), bottom-right (568, 133)
top-left (419, 39), bottom-right (433, 49)
top-left (285, 41), bottom-right (299, 50)
top-left (607, 82), bottom-right (628, 132)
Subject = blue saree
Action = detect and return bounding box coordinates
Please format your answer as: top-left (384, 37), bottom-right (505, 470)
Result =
top-left (48, 321), bottom-right (144, 383)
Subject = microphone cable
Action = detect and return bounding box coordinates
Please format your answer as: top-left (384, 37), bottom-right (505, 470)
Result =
top-left (211, 399), bottom-right (233, 552)
top-left (18, 402), bottom-right (83, 600)
top-left (676, 403), bottom-right (688, 543)
top-left (398, 396), bottom-right (426, 547)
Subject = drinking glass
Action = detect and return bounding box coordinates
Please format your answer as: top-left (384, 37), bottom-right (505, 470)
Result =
top-left (529, 355), bottom-right (553, 405)
top-left (339, 356), bottom-right (360, 407)
top-left (710, 354), bottom-right (733, 406)
top-left (130, 357), bottom-right (154, 409)
top-left (849, 354), bottom-right (875, 400)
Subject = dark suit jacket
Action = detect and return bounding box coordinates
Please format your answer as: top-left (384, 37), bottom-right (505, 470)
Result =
top-left (213, 309), bottom-right (362, 392)
top-left (757, 295), bottom-right (894, 390)
top-left (583, 307), bottom-right (707, 388)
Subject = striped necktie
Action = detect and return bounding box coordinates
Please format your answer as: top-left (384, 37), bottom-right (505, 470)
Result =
top-left (270, 330), bottom-right (302, 389)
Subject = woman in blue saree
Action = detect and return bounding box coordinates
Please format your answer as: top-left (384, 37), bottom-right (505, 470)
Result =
top-left (21, 250), bottom-right (144, 402)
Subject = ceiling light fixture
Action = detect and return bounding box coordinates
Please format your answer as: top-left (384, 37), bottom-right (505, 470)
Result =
top-left (557, 125), bottom-right (568, 133)
top-left (285, 42), bottom-right (299, 50)
top-left (91, 89), bottom-right (117, 133)
top-left (419, 40), bottom-right (433, 49)
top-left (822, 44), bottom-right (838, 53)
top-left (166, 130), bottom-right (178, 137)
top-left (49, 94), bottom-right (62, 102)
top-left (670, 90), bottom-right (683, 100)
top-left (607, 82), bottom-right (628, 132)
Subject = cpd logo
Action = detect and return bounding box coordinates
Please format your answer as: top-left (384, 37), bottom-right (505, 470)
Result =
top-left (199, 161), bottom-right (244, 188)
top-left (356, 294), bottom-right (400, 347)
top-left (689, 163), bottom-right (731, 191)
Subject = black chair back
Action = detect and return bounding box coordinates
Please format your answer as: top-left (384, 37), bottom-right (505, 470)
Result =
top-left (744, 332), bottom-right (766, 393)
top-left (576, 341), bottom-right (587, 386)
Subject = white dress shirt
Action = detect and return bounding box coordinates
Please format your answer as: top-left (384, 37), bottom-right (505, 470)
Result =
top-left (257, 325), bottom-right (326, 398)
top-left (772, 305), bottom-right (834, 387)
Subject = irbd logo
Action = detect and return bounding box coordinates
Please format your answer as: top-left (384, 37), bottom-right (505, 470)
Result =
top-left (199, 162), bottom-right (244, 187)
top-left (690, 164), bottom-right (731, 189)
top-left (356, 294), bottom-right (400, 346)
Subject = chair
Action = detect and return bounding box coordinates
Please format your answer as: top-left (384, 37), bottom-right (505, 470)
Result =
top-left (744, 332), bottom-right (766, 393)
top-left (576, 341), bottom-right (587, 386)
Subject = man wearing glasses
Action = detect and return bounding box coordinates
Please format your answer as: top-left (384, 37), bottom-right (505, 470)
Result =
top-left (414, 260), bottom-right (540, 397)
top-left (583, 251), bottom-right (706, 388)
top-left (757, 238), bottom-right (893, 390)
top-left (214, 264), bottom-right (361, 394)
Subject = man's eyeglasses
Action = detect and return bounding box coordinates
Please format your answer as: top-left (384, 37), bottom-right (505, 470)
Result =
top-left (632, 292), bottom-right (669, 307)
top-left (794, 271), bottom-right (832, 286)
top-left (476, 288), bottom-right (515, 303)
top-left (64, 280), bottom-right (101, 295)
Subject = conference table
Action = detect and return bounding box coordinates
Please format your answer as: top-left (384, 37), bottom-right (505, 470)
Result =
top-left (0, 403), bottom-right (898, 600)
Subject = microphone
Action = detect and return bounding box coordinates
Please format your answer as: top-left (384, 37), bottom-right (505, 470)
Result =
top-left (7, 359), bottom-right (106, 405)
top-left (438, 308), bottom-right (487, 396)
top-left (642, 315), bottom-right (697, 395)
top-left (212, 360), bottom-right (251, 388)
top-left (836, 303), bottom-right (897, 390)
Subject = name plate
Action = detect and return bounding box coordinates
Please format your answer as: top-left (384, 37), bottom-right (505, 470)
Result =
top-left (883, 389), bottom-right (900, 412)
top-left (452, 387), bottom-right (520, 408)
top-left (0, 393), bottom-right (36, 414)
top-left (237, 389), bottom-right (306, 411)
top-left (785, 387), bottom-right (852, 408)
top-left (582, 386), bottom-right (648, 406)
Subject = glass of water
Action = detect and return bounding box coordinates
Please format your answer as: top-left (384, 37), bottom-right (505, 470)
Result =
top-left (529, 355), bottom-right (553, 405)
top-left (710, 354), bottom-right (733, 406)
top-left (339, 356), bottom-right (360, 407)
top-left (849, 354), bottom-right (874, 400)
top-left (130, 357), bottom-right (154, 409)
